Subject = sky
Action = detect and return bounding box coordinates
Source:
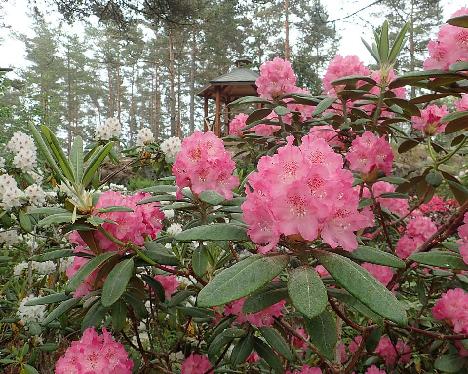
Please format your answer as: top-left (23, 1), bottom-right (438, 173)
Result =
top-left (0, 0), bottom-right (467, 72)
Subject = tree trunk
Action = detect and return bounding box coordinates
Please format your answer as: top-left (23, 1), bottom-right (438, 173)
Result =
top-left (66, 46), bottom-right (73, 153)
top-left (168, 28), bottom-right (177, 136)
top-left (189, 27), bottom-right (197, 134)
top-left (409, 0), bottom-right (416, 98)
top-left (129, 64), bottom-right (137, 145)
top-left (284, 0), bottom-right (290, 60)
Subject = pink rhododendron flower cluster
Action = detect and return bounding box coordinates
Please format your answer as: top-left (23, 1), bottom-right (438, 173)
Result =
top-left (228, 112), bottom-right (280, 137)
top-left (65, 242), bottom-right (96, 298)
top-left (424, 7), bottom-right (468, 70)
top-left (432, 288), bottom-right (468, 333)
top-left (366, 365), bottom-right (387, 374)
top-left (256, 57), bottom-right (297, 99)
top-left (291, 327), bottom-right (309, 350)
top-left (419, 195), bottom-right (457, 214)
top-left (228, 113), bottom-right (249, 136)
top-left (224, 297), bottom-right (285, 327)
top-left (315, 265), bottom-right (330, 278)
top-left (348, 335), bottom-right (363, 354)
top-left (242, 135), bottom-right (371, 252)
top-left (286, 365), bottom-right (323, 374)
top-left (154, 273), bottom-right (179, 299)
top-left (395, 214), bottom-right (437, 259)
top-left (173, 131), bottom-right (239, 200)
top-left (363, 181), bottom-right (409, 217)
top-left (458, 213), bottom-right (468, 264)
top-left (361, 263), bottom-right (394, 286)
top-left (283, 87), bottom-right (315, 125)
top-left (308, 125), bottom-right (344, 149)
top-left (181, 353), bottom-right (212, 374)
top-left (346, 131), bottom-right (394, 178)
top-left (455, 94), bottom-right (468, 111)
top-left (322, 55), bottom-right (370, 94)
top-left (55, 327), bottom-right (133, 374)
top-left (411, 104), bottom-right (449, 135)
top-left (374, 336), bottom-right (411, 366)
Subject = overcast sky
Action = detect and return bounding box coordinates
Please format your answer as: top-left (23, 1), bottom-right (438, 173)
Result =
top-left (0, 0), bottom-right (466, 71)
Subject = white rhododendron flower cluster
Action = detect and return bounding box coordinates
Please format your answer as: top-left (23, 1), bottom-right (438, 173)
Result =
top-left (24, 184), bottom-right (47, 206)
top-left (6, 131), bottom-right (37, 172)
top-left (166, 223), bottom-right (183, 236)
top-left (136, 127), bottom-right (155, 147)
top-left (95, 117), bottom-right (121, 140)
top-left (0, 230), bottom-right (22, 246)
top-left (13, 261), bottom-right (57, 276)
top-left (164, 209), bottom-right (175, 220)
top-left (17, 295), bottom-right (46, 325)
top-left (0, 174), bottom-right (24, 210)
top-left (160, 136), bottom-right (181, 163)
top-left (0, 156), bottom-right (5, 172)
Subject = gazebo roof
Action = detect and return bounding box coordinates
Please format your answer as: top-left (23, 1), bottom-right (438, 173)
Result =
top-left (197, 60), bottom-right (259, 99)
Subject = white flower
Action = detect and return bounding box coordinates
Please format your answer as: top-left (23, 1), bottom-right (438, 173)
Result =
top-left (0, 156), bottom-right (5, 172)
top-left (167, 223), bottom-right (183, 236)
top-left (0, 230), bottom-right (22, 246)
top-left (33, 261), bottom-right (56, 275)
top-left (24, 184), bottom-right (46, 206)
top-left (14, 262), bottom-right (29, 276)
top-left (6, 131), bottom-right (37, 172)
top-left (95, 117), bottom-right (121, 141)
top-left (17, 295), bottom-right (46, 325)
top-left (160, 136), bottom-right (181, 163)
top-left (164, 209), bottom-right (175, 220)
top-left (28, 170), bottom-right (43, 184)
top-left (0, 174), bottom-right (24, 210)
top-left (136, 128), bottom-right (155, 147)
top-left (59, 257), bottom-right (74, 272)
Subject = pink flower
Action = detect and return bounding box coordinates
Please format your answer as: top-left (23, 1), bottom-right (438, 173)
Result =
top-left (256, 57), bottom-right (298, 99)
top-left (291, 327), bottom-right (309, 350)
top-left (346, 131), bottom-right (394, 178)
top-left (247, 352), bottom-right (260, 363)
top-left (374, 336), bottom-right (411, 366)
top-left (361, 263), bottom-right (394, 286)
top-left (419, 195), bottom-right (457, 214)
top-left (458, 213), bottom-right (468, 265)
top-left (456, 94), bottom-right (468, 112)
top-left (224, 298), bottom-right (285, 327)
top-left (363, 181), bottom-right (409, 217)
top-left (432, 288), bottom-right (468, 334)
top-left (286, 365), bottom-right (323, 374)
top-left (349, 336), bottom-right (363, 354)
top-left (228, 113), bottom-right (249, 136)
top-left (283, 87), bottom-right (315, 125)
top-left (322, 55), bottom-right (370, 94)
top-left (395, 214), bottom-right (437, 259)
top-left (315, 265), bottom-right (330, 278)
top-left (424, 7), bottom-right (468, 70)
top-left (395, 235), bottom-right (423, 259)
top-left (154, 274), bottom-right (179, 299)
top-left (55, 327), bottom-right (133, 374)
top-left (365, 365), bottom-right (386, 374)
top-left (181, 354), bottom-right (212, 374)
top-left (173, 131), bottom-right (239, 200)
top-left (411, 104), bottom-right (449, 135)
top-left (242, 135), bottom-right (370, 252)
top-left (308, 125), bottom-right (344, 149)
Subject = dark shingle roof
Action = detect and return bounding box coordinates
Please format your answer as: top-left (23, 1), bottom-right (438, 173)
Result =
top-left (210, 67), bottom-right (259, 84)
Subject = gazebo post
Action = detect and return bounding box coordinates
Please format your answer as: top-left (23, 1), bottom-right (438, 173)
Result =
top-left (204, 97), bottom-right (209, 132)
top-left (214, 87), bottom-right (221, 136)
top-left (223, 96), bottom-right (231, 135)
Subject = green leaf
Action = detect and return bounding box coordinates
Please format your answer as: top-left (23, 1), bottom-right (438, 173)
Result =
top-left (447, 15), bottom-right (468, 27)
top-left (388, 21), bottom-right (410, 63)
top-left (304, 310), bottom-right (337, 361)
top-left (398, 139), bottom-right (420, 153)
top-left (41, 125), bottom-right (75, 182)
top-left (199, 190), bottom-right (225, 205)
top-left (19, 211), bottom-right (32, 233)
top-left (230, 334), bottom-right (254, 366)
top-left (31, 249), bottom-right (73, 261)
top-left (82, 301), bottom-right (107, 330)
top-left (378, 20), bottom-right (389, 63)
top-left (197, 254), bottom-right (289, 307)
top-left (313, 97), bottom-right (335, 116)
top-left (22, 364), bottom-right (39, 374)
top-left (288, 266), bottom-right (327, 319)
top-left (101, 258), bottom-right (134, 307)
top-left (348, 246), bottom-right (406, 269)
top-left (175, 223), bottom-right (249, 242)
top-left (331, 75), bottom-right (377, 86)
top-left (25, 293), bottom-right (70, 306)
top-left (111, 300), bottom-right (127, 331)
top-left (253, 337), bottom-right (283, 373)
top-left (97, 206), bottom-right (134, 213)
top-left (409, 251), bottom-right (468, 270)
top-left (70, 136), bottom-right (84, 183)
top-left (274, 105), bottom-right (290, 116)
top-left (138, 185), bottom-right (177, 194)
top-left (66, 252), bottom-right (116, 292)
top-left (177, 306), bottom-right (214, 319)
top-left (328, 288), bottom-right (384, 324)
top-left (378, 176), bottom-right (409, 185)
top-left (192, 246), bottom-right (209, 277)
top-left (362, 37), bottom-right (380, 63)
top-left (82, 142), bottom-right (114, 187)
top-left (246, 108), bottom-right (273, 125)
top-left (42, 298), bottom-right (80, 325)
top-left (37, 212), bottom-right (76, 227)
top-left (140, 274), bottom-right (165, 301)
top-left (142, 242), bottom-right (179, 265)
top-left (28, 207), bottom-right (68, 215)
top-left (230, 96), bottom-right (272, 106)
top-left (259, 327), bottom-right (294, 360)
top-left (313, 250), bottom-right (407, 325)
top-left (434, 353), bottom-right (466, 373)
top-left (243, 287), bottom-right (288, 314)
top-left (384, 98), bottom-right (420, 116)
top-left (379, 192), bottom-right (408, 199)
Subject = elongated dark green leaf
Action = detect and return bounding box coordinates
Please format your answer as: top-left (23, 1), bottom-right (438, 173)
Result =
top-left (82, 142), bottom-right (114, 187)
top-left (230, 96), bottom-right (272, 106)
top-left (28, 207), bottom-right (69, 215)
top-left (22, 364), bottom-right (39, 374)
top-left (379, 20), bottom-right (389, 63)
top-left (140, 274), bottom-right (165, 301)
top-left (192, 246), bottom-right (209, 277)
top-left (434, 353), bottom-right (465, 373)
top-left (70, 136), bottom-right (84, 183)
top-left (25, 293), bottom-right (70, 306)
top-left (19, 211), bottom-right (32, 232)
top-left (410, 251), bottom-right (468, 270)
top-left (42, 298), bottom-right (80, 325)
top-left (82, 301), bottom-right (106, 330)
top-left (142, 242), bottom-right (179, 265)
top-left (348, 246), bottom-right (405, 268)
top-left (66, 252), bottom-right (116, 292)
top-left (259, 327), bottom-right (293, 360)
top-left (97, 206), bottom-right (134, 213)
top-left (175, 223), bottom-right (249, 242)
top-left (398, 139), bottom-right (420, 153)
top-left (388, 21), bottom-right (409, 63)
top-left (243, 287), bottom-right (288, 314)
top-left (331, 75), bottom-right (377, 86)
top-left (247, 108), bottom-right (273, 125)
top-left (197, 255), bottom-right (289, 307)
top-left (31, 249), bottom-right (73, 261)
top-left (37, 213), bottom-right (76, 227)
top-left (447, 15), bottom-right (468, 27)
top-left (177, 306), bottom-right (214, 319)
top-left (29, 123), bottom-right (64, 180)
top-left (199, 190), bottom-right (225, 205)
top-left (230, 334), bottom-right (254, 366)
top-left (101, 258), bottom-right (134, 307)
top-left (328, 288), bottom-right (383, 323)
top-left (288, 266), bottom-right (327, 319)
top-left (253, 338), bottom-right (283, 373)
top-left (304, 310), bottom-right (337, 361)
top-left (313, 97), bottom-right (335, 116)
top-left (313, 250), bottom-right (407, 325)
top-left (41, 125), bottom-right (75, 182)
top-left (139, 185), bottom-right (177, 194)
top-left (111, 300), bottom-right (127, 331)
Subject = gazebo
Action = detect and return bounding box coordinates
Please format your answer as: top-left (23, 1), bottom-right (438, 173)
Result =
top-left (197, 58), bottom-right (259, 136)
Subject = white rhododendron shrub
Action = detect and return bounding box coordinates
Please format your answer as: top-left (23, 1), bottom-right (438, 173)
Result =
top-left (1, 13), bottom-right (468, 374)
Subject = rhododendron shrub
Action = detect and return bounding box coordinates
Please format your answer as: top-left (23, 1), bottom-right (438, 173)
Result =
top-left (3, 13), bottom-right (468, 374)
